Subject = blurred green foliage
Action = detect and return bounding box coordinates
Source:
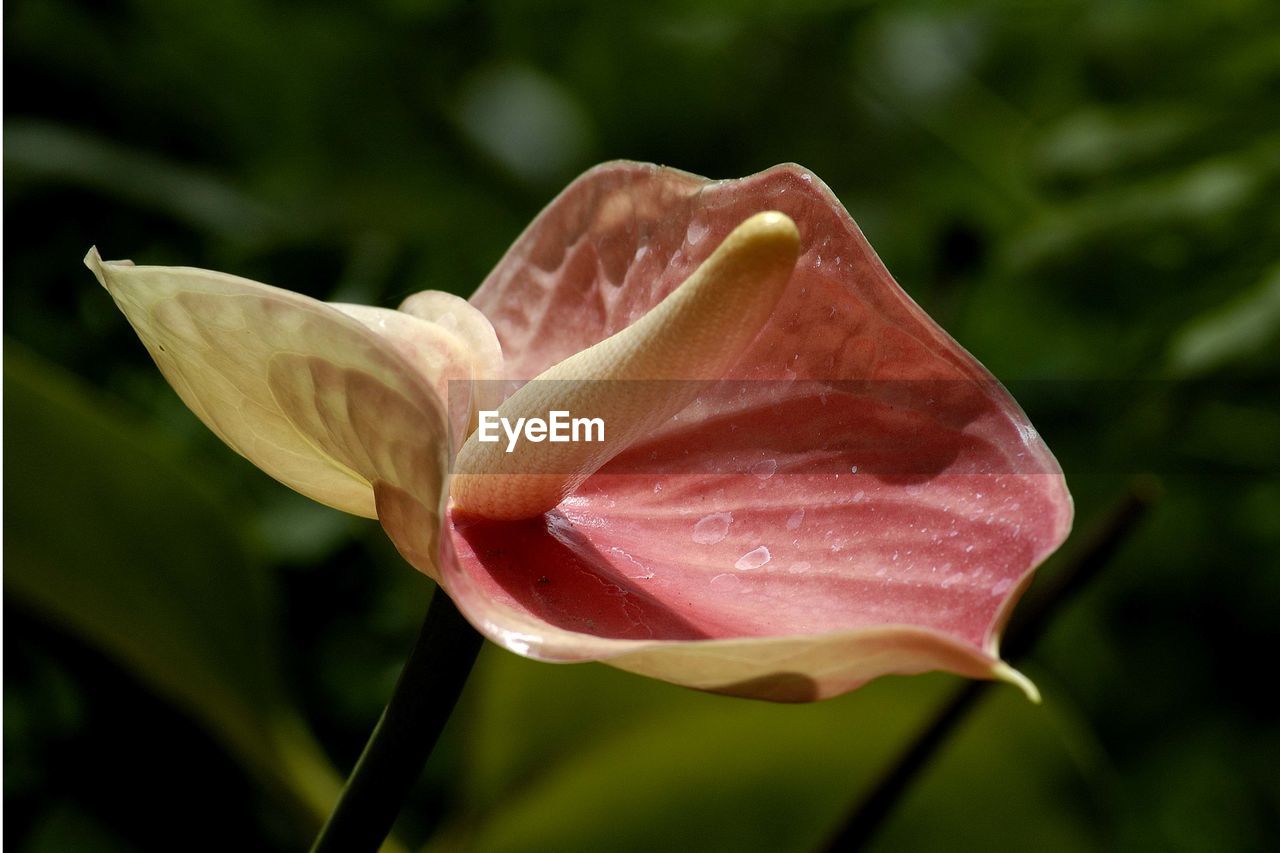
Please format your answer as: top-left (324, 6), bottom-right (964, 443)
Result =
top-left (4, 0), bottom-right (1278, 851)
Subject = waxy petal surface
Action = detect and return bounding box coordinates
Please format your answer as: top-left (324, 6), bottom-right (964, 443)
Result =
top-left (87, 251), bottom-right (455, 561)
top-left (332, 303), bottom-right (495, 453)
top-left (394, 290), bottom-right (507, 430)
top-left (396, 291), bottom-right (505, 389)
top-left (452, 211), bottom-right (800, 519)
top-left (442, 163), bottom-right (1072, 699)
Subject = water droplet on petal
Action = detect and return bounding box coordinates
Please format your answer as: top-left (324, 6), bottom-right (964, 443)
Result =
top-left (750, 459), bottom-right (777, 480)
top-left (735, 546), bottom-right (771, 571)
top-left (850, 464), bottom-right (859, 474)
top-left (788, 561), bottom-right (811, 574)
top-left (991, 578), bottom-right (1013, 596)
top-left (710, 572), bottom-right (740, 589)
top-left (686, 219), bottom-right (709, 245)
top-left (786, 508), bottom-right (805, 530)
top-left (692, 512), bottom-right (732, 545)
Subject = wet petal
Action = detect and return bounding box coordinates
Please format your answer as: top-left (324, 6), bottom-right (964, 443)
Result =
top-left (472, 161), bottom-right (707, 378)
top-left (448, 162), bottom-right (1072, 699)
top-left (452, 212), bottom-right (799, 519)
top-left (436, 505), bottom-right (1042, 702)
top-left (87, 250), bottom-right (454, 540)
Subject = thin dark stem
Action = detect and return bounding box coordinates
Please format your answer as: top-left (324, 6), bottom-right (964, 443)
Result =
top-left (823, 478), bottom-right (1159, 852)
top-left (310, 589), bottom-right (484, 853)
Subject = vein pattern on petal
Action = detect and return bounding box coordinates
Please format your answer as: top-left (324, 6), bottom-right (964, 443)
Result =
top-left (444, 162), bottom-right (1073, 699)
top-left (451, 211), bottom-right (800, 519)
top-left (88, 250), bottom-right (453, 531)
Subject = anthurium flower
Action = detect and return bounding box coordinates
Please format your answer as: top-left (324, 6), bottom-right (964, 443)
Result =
top-left (88, 161), bottom-right (1071, 702)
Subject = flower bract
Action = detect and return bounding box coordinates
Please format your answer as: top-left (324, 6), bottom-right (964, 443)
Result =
top-left (89, 161), bottom-right (1072, 701)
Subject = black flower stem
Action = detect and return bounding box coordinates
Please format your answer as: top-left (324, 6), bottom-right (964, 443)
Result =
top-left (310, 588), bottom-right (484, 853)
top-left (822, 478), bottom-right (1159, 853)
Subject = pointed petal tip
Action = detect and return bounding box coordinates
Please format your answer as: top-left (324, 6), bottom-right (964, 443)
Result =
top-left (83, 246), bottom-right (107, 286)
top-left (992, 661), bottom-right (1041, 704)
top-left (84, 247), bottom-right (136, 289)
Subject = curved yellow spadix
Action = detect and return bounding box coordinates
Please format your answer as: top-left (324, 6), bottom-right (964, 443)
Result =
top-left (451, 211), bottom-right (800, 520)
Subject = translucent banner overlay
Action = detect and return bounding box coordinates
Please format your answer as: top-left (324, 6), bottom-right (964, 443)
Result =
top-left (438, 378), bottom-right (1276, 477)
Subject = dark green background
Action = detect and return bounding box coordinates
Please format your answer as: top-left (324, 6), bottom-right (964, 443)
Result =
top-left (5, 1), bottom-right (1278, 850)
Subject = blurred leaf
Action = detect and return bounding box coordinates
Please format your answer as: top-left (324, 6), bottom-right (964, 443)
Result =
top-left (458, 647), bottom-right (699, 812)
top-left (435, 653), bottom-right (1103, 853)
top-left (1167, 263), bottom-right (1280, 376)
top-left (872, 681), bottom-right (1111, 853)
top-left (254, 489), bottom-right (366, 566)
top-left (454, 64), bottom-right (595, 189)
top-left (1178, 400), bottom-right (1280, 473)
top-left (1033, 107), bottom-right (1205, 182)
top-left (4, 120), bottom-right (283, 243)
top-left (22, 804), bottom-right (136, 853)
top-left (851, 8), bottom-right (1035, 210)
top-left (1008, 138), bottom-right (1280, 270)
top-left (3, 343), bottom-right (341, 832)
